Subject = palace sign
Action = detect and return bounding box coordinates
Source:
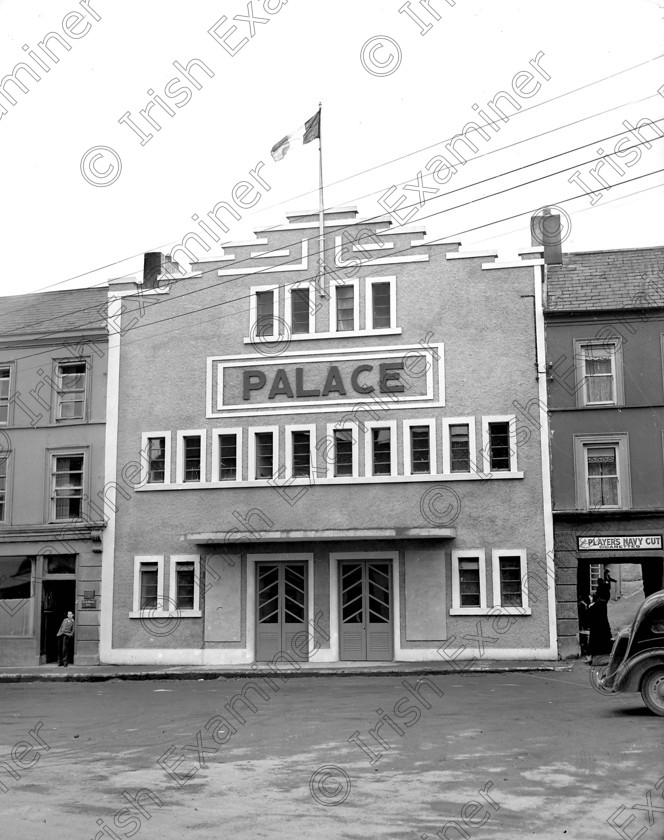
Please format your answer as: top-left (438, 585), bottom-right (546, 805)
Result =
top-left (578, 535), bottom-right (663, 551)
top-left (207, 343), bottom-right (444, 417)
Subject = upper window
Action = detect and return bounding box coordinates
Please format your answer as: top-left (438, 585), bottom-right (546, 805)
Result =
top-left (331, 426), bottom-right (356, 478)
top-left (56, 362), bottom-right (87, 420)
top-left (364, 421), bottom-right (397, 477)
top-left (211, 428), bottom-right (242, 482)
top-left (288, 286), bottom-right (313, 335)
top-left (366, 277), bottom-right (396, 331)
top-left (574, 434), bottom-right (630, 511)
top-left (51, 454), bottom-right (84, 521)
top-left (250, 428), bottom-right (278, 480)
top-left (449, 424), bottom-right (470, 472)
top-left (404, 419), bottom-right (436, 475)
top-left (147, 437), bottom-right (166, 484)
top-left (335, 284), bottom-right (355, 332)
top-left (176, 431), bottom-right (206, 484)
top-left (250, 286), bottom-right (279, 341)
top-left (451, 550), bottom-right (487, 612)
top-left (0, 367), bottom-right (11, 425)
top-left (482, 417), bottom-right (517, 473)
top-left (575, 340), bottom-right (623, 407)
top-left (586, 445), bottom-right (619, 508)
top-left (288, 427), bottom-right (314, 479)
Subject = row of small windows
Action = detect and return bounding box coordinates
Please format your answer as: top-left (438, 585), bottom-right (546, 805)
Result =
top-left (250, 277), bottom-right (397, 341)
top-left (142, 417), bottom-right (518, 486)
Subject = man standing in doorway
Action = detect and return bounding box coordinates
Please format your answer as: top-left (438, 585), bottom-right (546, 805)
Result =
top-left (56, 611), bottom-right (75, 667)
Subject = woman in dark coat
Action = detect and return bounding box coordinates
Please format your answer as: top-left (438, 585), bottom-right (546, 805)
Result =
top-left (586, 593), bottom-right (613, 662)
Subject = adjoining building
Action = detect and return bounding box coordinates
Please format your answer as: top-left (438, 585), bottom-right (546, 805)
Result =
top-left (0, 289), bottom-right (108, 665)
top-left (100, 208), bottom-right (557, 666)
top-left (545, 246), bottom-right (664, 658)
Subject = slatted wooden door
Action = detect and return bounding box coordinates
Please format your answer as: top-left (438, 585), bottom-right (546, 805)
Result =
top-left (339, 561), bottom-right (393, 661)
top-left (256, 563), bottom-right (308, 662)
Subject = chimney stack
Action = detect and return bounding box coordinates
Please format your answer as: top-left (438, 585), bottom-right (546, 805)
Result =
top-left (530, 208), bottom-right (563, 265)
top-left (143, 252), bottom-right (164, 289)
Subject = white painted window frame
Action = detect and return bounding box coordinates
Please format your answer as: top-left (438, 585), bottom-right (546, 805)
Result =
top-left (249, 284), bottom-right (280, 342)
top-left (363, 419), bottom-right (398, 477)
top-left (481, 415), bottom-right (518, 474)
top-left (169, 554), bottom-right (202, 616)
top-left (403, 418), bottom-right (437, 476)
top-left (49, 449), bottom-right (86, 523)
top-left (574, 433), bottom-right (631, 511)
top-left (130, 555), bottom-right (165, 617)
top-left (211, 427), bottom-right (243, 482)
top-left (286, 281), bottom-right (316, 336)
top-left (141, 431), bottom-right (172, 485)
top-left (574, 338), bottom-right (623, 408)
top-left (365, 275), bottom-right (397, 331)
top-left (442, 416), bottom-right (476, 475)
top-left (284, 423), bottom-right (317, 481)
top-left (249, 425), bottom-right (280, 481)
top-left (176, 430), bottom-right (207, 484)
top-left (491, 549), bottom-right (530, 615)
top-left (329, 278), bottom-right (359, 334)
top-left (0, 364), bottom-right (13, 426)
top-left (326, 421), bottom-right (359, 479)
top-left (450, 549), bottom-right (487, 614)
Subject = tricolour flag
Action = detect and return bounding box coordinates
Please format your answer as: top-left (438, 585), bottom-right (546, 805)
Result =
top-left (271, 110), bottom-right (320, 161)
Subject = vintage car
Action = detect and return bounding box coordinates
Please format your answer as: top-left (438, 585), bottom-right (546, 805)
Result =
top-left (597, 590), bottom-right (664, 716)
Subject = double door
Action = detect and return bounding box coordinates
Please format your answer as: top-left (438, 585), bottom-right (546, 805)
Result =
top-left (339, 560), bottom-right (393, 661)
top-left (256, 562), bottom-right (308, 661)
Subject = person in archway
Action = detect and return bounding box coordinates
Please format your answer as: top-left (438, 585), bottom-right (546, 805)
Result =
top-left (56, 611), bottom-right (75, 667)
top-left (595, 569), bottom-right (616, 602)
top-left (585, 592), bottom-right (613, 663)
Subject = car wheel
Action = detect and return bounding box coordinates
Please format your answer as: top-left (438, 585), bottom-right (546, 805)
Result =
top-left (640, 668), bottom-right (664, 716)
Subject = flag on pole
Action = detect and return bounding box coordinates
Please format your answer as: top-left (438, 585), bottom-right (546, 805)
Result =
top-left (271, 110), bottom-right (321, 161)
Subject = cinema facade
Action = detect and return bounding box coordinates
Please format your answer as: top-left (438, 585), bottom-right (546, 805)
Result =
top-left (100, 208), bottom-right (557, 665)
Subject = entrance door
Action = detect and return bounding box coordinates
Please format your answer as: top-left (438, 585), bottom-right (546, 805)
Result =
top-left (339, 560), bottom-right (393, 661)
top-left (40, 580), bottom-right (76, 664)
top-left (256, 563), bottom-right (308, 662)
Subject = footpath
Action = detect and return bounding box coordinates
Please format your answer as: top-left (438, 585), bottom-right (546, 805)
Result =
top-left (0, 659), bottom-right (572, 683)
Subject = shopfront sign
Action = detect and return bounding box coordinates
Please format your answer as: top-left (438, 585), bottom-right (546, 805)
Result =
top-left (578, 535), bottom-right (662, 551)
top-left (207, 344), bottom-right (444, 416)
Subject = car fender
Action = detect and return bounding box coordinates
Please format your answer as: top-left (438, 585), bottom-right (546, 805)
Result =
top-left (614, 652), bottom-right (664, 693)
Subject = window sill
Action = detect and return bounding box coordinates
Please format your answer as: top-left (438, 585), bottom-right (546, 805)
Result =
top-left (128, 610), bottom-right (202, 619)
top-left (243, 327), bottom-right (403, 344)
top-left (449, 607), bottom-right (531, 616)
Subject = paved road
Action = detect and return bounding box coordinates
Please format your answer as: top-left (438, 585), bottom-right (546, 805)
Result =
top-left (0, 665), bottom-right (661, 839)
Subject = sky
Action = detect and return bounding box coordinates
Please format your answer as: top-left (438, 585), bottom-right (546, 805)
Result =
top-left (0, 0), bottom-right (663, 295)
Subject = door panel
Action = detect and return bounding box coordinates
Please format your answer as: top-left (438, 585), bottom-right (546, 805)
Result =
top-left (256, 563), bottom-right (308, 662)
top-left (340, 561), bottom-right (393, 661)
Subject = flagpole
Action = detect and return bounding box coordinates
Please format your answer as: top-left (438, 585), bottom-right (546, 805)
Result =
top-left (317, 102), bottom-right (325, 296)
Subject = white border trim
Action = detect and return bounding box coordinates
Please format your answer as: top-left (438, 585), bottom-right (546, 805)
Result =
top-left (284, 423), bottom-right (317, 481)
top-left (286, 281), bottom-right (316, 337)
top-left (219, 239), bottom-right (308, 275)
top-left (249, 284), bottom-right (280, 340)
top-left (442, 416), bottom-right (477, 475)
top-left (329, 277), bottom-right (359, 334)
top-left (363, 420), bottom-right (398, 477)
top-left (365, 275), bottom-right (397, 331)
top-left (141, 431), bottom-right (172, 486)
top-left (491, 549), bottom-right (530, 613)
top-left (176, 429), bottom-right (207, 484)
top-left (403, 418), bottom-right (437, 476)
top-left (481, 415), bottom-right (518, 474)
top-left (248, 426), bottom-right (280, 481)
top-left (169, 554), bottom-right (202, 616)
top-left (326, 421), bottom-right (359, 478)
top-left (211, 427), bottom-right (243, 482)
top-left (451, 549), bottom-right (487, 611)
top-left (130, 555), bottom-right (164, 614)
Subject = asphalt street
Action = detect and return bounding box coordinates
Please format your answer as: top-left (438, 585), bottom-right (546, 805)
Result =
top-left (0, 665), bottom-right (661, 840)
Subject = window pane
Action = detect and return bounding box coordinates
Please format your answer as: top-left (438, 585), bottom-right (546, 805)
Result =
top-left (0, 369), bottom-right (10, 425)
top-left (255, 291), bottom-right (274, 338)
top-left (458, 558), bottom-right (481, 607)
top-left (219, 434), bottom-right (237, 480)
top-left (291, 288), bottom-right (310, 334)
top-left (57, 363), bottom-right (86, 420)
top-left (450, 424), bottom-right (470, 472)
top-left (372, 427), bottom-right (391, 475)
top-left (583, 345), bottom-right (614, 404)
top-left (489, 423), bottom-right (510, 471)
top-left (499, 556), bottom-right (522, 607)
top-left (255, 432), bottom-right (273, 478)
top-left (0, 557), bottom-right (32, 600)
top-left (410, 426), bottom-right (430, 474)
top-left (140, 566), bottom-right (158, 609)
top-left (53, 455), bottom-right (83, 520)
top-left (336, 286), bottom-right (354, 331)
top-left (176, 563), bottom-right (195, 610)
top-left (292, 430), bottom-right (311, 477)
top-left (183, 436), bottom-right (201, 482)
top-left (46, 556), bottom-right (76, 574)
top-left (587, 446), bottom-right (619, 507)
top-left (148, 437), bottom-right (166, 483)
top-left (334, 429), bottom-right (353, 477)
top-left (372, 282), bottom-right (391, 329)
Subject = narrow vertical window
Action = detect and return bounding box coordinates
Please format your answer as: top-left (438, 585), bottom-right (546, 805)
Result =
top-left (586, 445), bottom-right (619, 507)
top-left (459, 558), bottom-right (481, 607)
top-left (183, 435), bottom-right (201, 482)
top-left (0, 453), bottom-right (8, 522)
top-left (336, 285), bottom-right (355, 331)
top-left (582, 344), bottom-right (615, 404)
top-left (292, 430), bottom-right (311, 478)
top-left (255, 432), bottom-right (274, 479)
top-left (219, 434), bottom-right (237, 480)
top-left (175, 562), bottom-right (195, 610)
top-left (291, 288), bottom-right (310, 334)
top-left (449, 424), bottom-right (470, 472)
top-left (334, 429), bottom-right (353, 477)
top-left (255, 290), bottom-right (275, 338)
top-left (147, 437), bottom-right (166, 484)
top-left (488, 422), bottom-right (511, 471)
top-left (0, 368), bottom-right (10, 425)
top-left (371, 282), bottom-right (391, 329)
top-left (52, 455), bottom-right (83, 520)
top-left (56, 362), bottom-right (86, 420)
top-left (140, 563), bottom-right (159, 609)
top-left (372, 427), bottom-right (392, 475)
top-left (410, 426), bottom-right (430, 474)
top-left (499, 556), bottom-right (523, 607)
